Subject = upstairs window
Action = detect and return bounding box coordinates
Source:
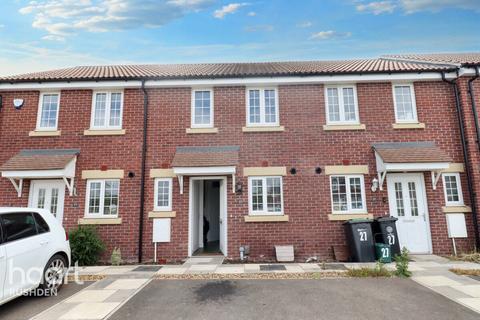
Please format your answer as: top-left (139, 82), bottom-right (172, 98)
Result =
top-left (393, 84), bottom-right (418, 123)
top-left (247, 88), bottom-right (279, 126)
top-left (37, 93), bottom-right (60, 130)
top-left (85, 180), bottom-right (120, 217)
top-left (191, 89), bottom-right (213, 128)
top-left (330, 175), bottom-right (366, 214)
top-left (442, 173), bottom-right (464, 206)
top-left (325, 85), bottom-right (359, 124)
top-left (91, 92), bottom-right (123, 130)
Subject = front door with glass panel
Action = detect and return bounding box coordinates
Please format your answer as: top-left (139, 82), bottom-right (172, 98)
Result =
top-left (387, 173), bottom-right (431, 254)
top-left (29, 180), bottom-right (65, 224)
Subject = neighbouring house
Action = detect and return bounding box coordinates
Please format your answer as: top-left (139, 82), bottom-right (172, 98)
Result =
top-left (0, 53), bottom-right (479, 263)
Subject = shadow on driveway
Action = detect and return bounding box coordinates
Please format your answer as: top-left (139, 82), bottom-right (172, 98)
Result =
top-left (108, 278), bottom-right (479, 320)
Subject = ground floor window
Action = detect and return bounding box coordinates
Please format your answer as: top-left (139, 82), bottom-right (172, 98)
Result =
top-left (85, 179), bottom-right (120, 217)
top-left (442, 173), bottom-right (464, 206)
top-left (330, 175), bottom-right (366, 214)
top-left (248, 176), bottom-right (283, 215)
top-left (154, 178), bottom-right (172, 211)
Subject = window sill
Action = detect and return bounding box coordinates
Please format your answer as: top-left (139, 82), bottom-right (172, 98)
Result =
top-left (392, 123), bottom-right (425, 129)
top-left (328, 213), bottom-right (372, 221)
top-left (242, 126), bottom-right (285, 132)
top-left (244, 215), bottom-right (289, 222)
top-left (148, 211), bottom-right (176, 218)
top-left (442, 206), bottom-right (472, 213)
top-left (186, 127), bottom-right (218, 134)
top-left (84, 129), bottom-right (126, 136)
top-left (78, 218), bottom-right (122, 225)
top-left (29, 130), bottom-right (61, 137)
top-left (323, 124), bottom-right (366, 131)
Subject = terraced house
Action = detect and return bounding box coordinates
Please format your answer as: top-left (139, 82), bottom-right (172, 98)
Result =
top-left (0, 53), bottom-right (479, 263)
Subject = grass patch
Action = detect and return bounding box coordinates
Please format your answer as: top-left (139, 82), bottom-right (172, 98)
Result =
top-left (346, 263), bottom-right (393, 278)
top-left (450, 268), bottom-right (480, 276)
top-left (447, 252), bottom-right (480, 264)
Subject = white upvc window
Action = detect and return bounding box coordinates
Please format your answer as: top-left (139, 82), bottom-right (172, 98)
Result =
top-left (154, 178), bottom-right (173, 211)
top-left (392, 83), bottom-right (418, 123)
top-left (248, 176), bottom-right (283, 215)
top-left (90, 91), bottom-right (124, 129)
top-left (191, 89), bottom-right (214, 128)
top-left (330, 175), bottom-right (367, 214)
top-left (85, 179), bottom-right (120, 218)
top-left (246, 87), bottom-right (279, 126)
top-left (442, 173), bottom-right (464, 206)
top-left (36, 92), bottom-right (60, 131)
top-left (325, 85), bottom-right (359, 124)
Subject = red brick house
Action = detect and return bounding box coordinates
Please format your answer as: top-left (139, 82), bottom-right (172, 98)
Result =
top-left (0, 53), bottom-right (479, 263)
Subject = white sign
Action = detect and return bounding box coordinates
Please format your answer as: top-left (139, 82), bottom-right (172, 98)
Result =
top-left (446, 214), bottom-right (468, 238)
top-left (153, 218), bottom-right (171, 243)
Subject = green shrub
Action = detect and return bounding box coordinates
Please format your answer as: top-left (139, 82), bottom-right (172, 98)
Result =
top-left (110, 247), bottom-right (122, 266)
top-left (69, 226), bottom-right (105, 266)
top-left (347, 262), bottom-right (392, 277)
top-left (394, 247), bottom-right (412, 277)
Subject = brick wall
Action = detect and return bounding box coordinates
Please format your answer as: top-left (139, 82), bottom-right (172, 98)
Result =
top-left (0, 79), bottom-right (476, 263)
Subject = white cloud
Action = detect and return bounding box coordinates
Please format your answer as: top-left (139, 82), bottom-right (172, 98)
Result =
top-left (247, 11), bottom-right (256, 16)
top-left (19, 0), bottom-right (216, 39)
top-left (356, 1), bottom-right (396, 15)
top-left (297, 21), bottom-right (313, 28)
top-left (213, 3), bottom-right (248, 19)
top-left (244, 24), bottom-right (274, 32)
top-left (0, 24), bottom-right (4, 28)
top-left (355, 0), bottom-right (480, 14)
top-left (310, 30), bottom-right (352, 40)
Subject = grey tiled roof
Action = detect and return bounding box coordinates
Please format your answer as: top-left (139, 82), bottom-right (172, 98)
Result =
top-left (383, 53), bottom-right (480, 66)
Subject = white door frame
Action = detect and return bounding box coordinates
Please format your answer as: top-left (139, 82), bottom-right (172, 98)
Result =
top-left (387, 173), bottom-right (433, 254)
top-left (28, 179), bottom-right (66, 225)
top-left (188, 176), bottom-right (228, 257)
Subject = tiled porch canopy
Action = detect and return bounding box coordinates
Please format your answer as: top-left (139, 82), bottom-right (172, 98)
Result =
top-left (373, 142), bottom-right (452, 190)
top-left (172, 146), bottom-right (239, 194)
top-left (0, 149), bottom-right (79, 197)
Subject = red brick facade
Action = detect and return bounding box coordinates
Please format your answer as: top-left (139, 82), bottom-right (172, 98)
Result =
top-left (0, 77), bottom-right (478, 263)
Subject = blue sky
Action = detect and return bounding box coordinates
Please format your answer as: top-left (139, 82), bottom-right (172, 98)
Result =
top-left (0, 0), bottom-right (479, 76)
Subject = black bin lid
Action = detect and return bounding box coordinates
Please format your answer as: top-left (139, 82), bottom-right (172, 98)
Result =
top-left (375, 216), bottom-right (398, 222)
top-left (343, 218), bottom-right (373, 225)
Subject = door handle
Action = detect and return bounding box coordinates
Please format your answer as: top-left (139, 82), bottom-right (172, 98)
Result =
top-left (219, 218), bottom-right (223, 224)
top-left (40, 241), bottom-right (49, 246)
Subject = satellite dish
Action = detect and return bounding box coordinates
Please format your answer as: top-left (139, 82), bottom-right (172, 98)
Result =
top-left (13, 99), bottom-right (24, 109)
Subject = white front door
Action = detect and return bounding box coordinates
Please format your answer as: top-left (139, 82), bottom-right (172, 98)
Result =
top-left (29, 180), bottom-right (65, 225)
top-left (387, 173), bottom-right (432, 254)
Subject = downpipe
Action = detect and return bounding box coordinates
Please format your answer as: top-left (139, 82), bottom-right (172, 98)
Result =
top-left (442, 72), bottom-right (480, 250)
top-left (138, 80), bottom-right (149, 263)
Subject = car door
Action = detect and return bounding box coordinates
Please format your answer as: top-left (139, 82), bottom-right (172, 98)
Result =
top-left (1, 212), bottom-right (44, 298)
top-left (0, 221), bottom-right (6, 302)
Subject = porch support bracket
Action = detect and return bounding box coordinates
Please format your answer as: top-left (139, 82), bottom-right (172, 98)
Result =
top-left (431, 170), bottom-right (442, 190)
top-left (378, 171), bottom-right (387, 191)
top-left (62, 177), bottom-right (75, 196)
top-left (8, 178), bottom-right (23, 197)
top-left (177, 175), bottom-right (184, 195)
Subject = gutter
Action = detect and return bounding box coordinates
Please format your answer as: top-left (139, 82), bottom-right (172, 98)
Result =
top-left (138, 79), bottom-right (148, 263)
top-left (442, 72), bottom-right (480, 249)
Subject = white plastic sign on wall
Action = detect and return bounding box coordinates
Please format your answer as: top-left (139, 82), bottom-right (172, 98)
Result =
top-left (153, 218), bottom-right (171, 243)
top-left (446, 214), bottom-right (468, 238)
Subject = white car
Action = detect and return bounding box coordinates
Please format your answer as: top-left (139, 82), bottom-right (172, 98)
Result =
top-left (0, 207), bottom-right (71, 306)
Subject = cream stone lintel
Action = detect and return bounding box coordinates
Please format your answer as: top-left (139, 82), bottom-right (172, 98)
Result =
top-left (148, 211), bottom-right (176, 218)
top-left (328, 214), bottom-right (373, 221)
top-left (242, 126), bottom-right (285, 132)
top-left (323, 124), bottom-right (366, 131)
top-left (83, 129), bottom-right (126, 136)
top-left (244, 215), bottom-right (289, 222)
top-left (78, 218), bottom-right (122, 225)
top-left (186, 128), bottom-right (218, 134)
top-left (150, 169), bottom-right (175, 178)
top-left (81, 170), bottom-right (124, 179)
top-left (442, 206), bottom-right (472, 213)
top-left (392, 123), bottom-right (426, 129)
top-left (243, 166), bottom-right (287, 176)
top-left (29, 130), bottom-right (61, 137)
top-left (442, 163), bottom-right (465, 173)
top-left (324, 165), bottom-right (369, 175)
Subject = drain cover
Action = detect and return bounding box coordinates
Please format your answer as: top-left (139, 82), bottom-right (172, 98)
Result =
top-left (321, 263), bottom-right (347, 270)
top-left (260, 264), bottom-right (286, 271)
top-left (133, 266), bottom-right (162, 272)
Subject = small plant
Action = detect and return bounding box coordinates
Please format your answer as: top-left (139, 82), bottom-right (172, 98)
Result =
top-left (347, 262), bottom-right (392, 277)
top-left (69, 226), bottom-right (105, 266)
top-left (110, 247), bottom-right (122, 266)
top-left (394, 247), bottom-right (412, 277)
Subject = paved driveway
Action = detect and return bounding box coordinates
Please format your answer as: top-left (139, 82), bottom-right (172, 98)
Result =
top-left (109, 278), bottom-right (479, 320)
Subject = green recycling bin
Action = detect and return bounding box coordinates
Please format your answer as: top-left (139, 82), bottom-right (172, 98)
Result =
top-left (375, 243), bottom-right (392, 263)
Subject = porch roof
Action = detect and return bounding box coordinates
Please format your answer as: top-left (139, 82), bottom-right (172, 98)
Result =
top-left (172, 146), bottom-right (239, 167)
